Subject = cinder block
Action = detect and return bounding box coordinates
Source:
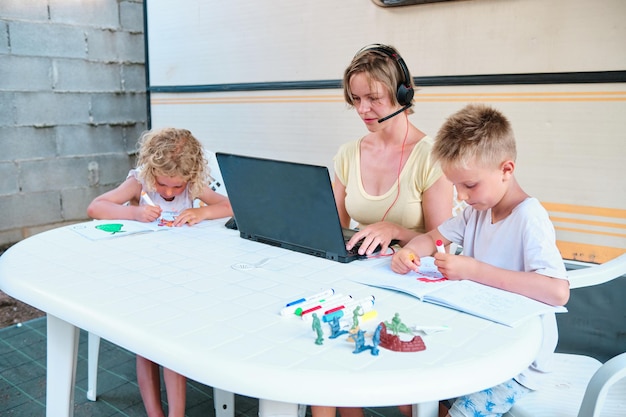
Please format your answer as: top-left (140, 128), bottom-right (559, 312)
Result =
top-left (49, 0), bottom-right (119, 29)
top-left (0, 229), bottom-right (24, 248)
top-left (0, 55), bottom-right (52, 91)
top-left (117, 32), bottom-right (145, 63)
top-left (19, 157), bottom-right (101, 192)
top-left (87, 29), bottom-right (144, 63)
top-left (9, 21), bottom-right (87, 59)
top-left (56, 125), bottom-right (128, 156)
top-left (14, 92), bottom-right (91, 126)
top-left (0, 92), bottom-right (15, 126)
top-left (61, 187), bottom-right (104, 220)
top-left (89, 153), bottom-right (134, 186)
top-left (85, 29), bottom-right (118, 63)
top-left (90, 92), bottom-right (147, 124)
top-left (123, 123), bottom-right (147, 153)
top-left (0, 22), bottom-right (9, 54)
top-left (121, 64), bottom-right (146, 92)
top-left (0, 192), bottom-right (63, 230)
top-left (0, 126), bottom-right (57, 161)
top-left (120, 1), bottom-right (145, 33)
top-left (0, 0), bottom-right (49, 21)
top-left (0, 161), bottom-right (19, 195)
top-left (53, 59), bottom-right (122, 92)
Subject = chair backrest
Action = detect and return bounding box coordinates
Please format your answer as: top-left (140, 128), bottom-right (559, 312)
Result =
top-left (577, 351), bottom-right (626, 417)
top-left (567, 253), bottom-right (626, 289)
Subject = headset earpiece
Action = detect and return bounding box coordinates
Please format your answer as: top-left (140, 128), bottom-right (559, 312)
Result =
top-left (361, 44), bottom-right (414, 106)
top-left (396, 82), bottom-right (414, 107)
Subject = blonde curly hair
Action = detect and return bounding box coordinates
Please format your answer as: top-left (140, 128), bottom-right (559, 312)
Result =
top-left (136, 128), bottom-right (209, 199)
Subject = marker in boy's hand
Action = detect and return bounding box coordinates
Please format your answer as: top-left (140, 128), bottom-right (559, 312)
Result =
top-left (435, 240), bottom-right (446, 254)
top-left (391, 248), bottom-right (420, 274)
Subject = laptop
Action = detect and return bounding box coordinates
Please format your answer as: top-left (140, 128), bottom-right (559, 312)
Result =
top-left (216, 152), bottom-right (367, 263)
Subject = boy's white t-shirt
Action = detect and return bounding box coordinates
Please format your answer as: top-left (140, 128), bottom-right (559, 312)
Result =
top-left (438, 197), bottom-right (568, 390)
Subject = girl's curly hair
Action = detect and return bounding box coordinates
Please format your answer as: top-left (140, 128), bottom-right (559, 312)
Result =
top-left (136, 128), bottom-right (209, 198)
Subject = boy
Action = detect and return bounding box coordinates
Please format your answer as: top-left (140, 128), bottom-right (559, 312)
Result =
top-left (391, 103), bottom-right (570, 417)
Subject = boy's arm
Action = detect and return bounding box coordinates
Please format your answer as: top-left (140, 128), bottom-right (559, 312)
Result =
top-left (87, 178), bottom-right (161, 222)
top-left (437, 257), bottom-right (570, 306)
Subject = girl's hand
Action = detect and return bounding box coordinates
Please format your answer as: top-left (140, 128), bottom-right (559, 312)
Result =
top-left (173, 208), bottom-right (203, 226)
top-left (135, 205), bottom-right (162, 223)
top-left (391, 248), bottom-right (420, 274)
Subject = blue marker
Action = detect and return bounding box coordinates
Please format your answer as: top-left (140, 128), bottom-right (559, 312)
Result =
top-left (280, 289), bottom-right (334, 316)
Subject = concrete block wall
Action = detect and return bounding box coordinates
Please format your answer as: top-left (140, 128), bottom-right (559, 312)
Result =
top-left (0, 0), bottom-right (147, 246)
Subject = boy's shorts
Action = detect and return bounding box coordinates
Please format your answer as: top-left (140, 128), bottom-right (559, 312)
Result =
top-left (448, 378), bottom-right (531, 417)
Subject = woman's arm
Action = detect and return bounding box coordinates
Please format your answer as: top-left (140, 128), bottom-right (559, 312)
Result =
top-left (421, 176), bottom-right (454, 232)
top-left (333, 174), bottom-right (352, 229)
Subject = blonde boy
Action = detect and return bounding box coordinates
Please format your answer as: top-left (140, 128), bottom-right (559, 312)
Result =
top-left (392, 104), bottom-right (570, 417)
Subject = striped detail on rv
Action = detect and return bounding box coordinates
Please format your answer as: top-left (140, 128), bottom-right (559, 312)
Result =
top-left (542, 202), bottom-right (626, 263)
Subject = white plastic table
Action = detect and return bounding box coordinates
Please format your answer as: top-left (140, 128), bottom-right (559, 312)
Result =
top-left (0, 220), bottom-right (543, 417)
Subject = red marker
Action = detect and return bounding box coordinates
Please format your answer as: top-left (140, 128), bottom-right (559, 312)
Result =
top-left (299, 304), bottom-right (322, 317)
top-left (435, 239), bottom-right (445, 254)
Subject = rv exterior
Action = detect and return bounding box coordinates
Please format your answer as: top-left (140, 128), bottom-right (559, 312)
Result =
top-left (145, 0), bottom-right (625, 264)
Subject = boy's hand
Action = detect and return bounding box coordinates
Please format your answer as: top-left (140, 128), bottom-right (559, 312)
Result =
top-left (391, 248), bottom-right (420, 274)
top-left (135, 205), bottom-right (161, 223)
top-left (433, 253), bottom-right (474, 280)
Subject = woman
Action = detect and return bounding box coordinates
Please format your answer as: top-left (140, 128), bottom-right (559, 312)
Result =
top-left (335, 44), bottom-right (452, 257)
top-left (312, 44), bottom-right (453, 417)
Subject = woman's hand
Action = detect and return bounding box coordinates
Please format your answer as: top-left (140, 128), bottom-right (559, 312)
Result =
top-left (346, 221), bottom-right (399, 255)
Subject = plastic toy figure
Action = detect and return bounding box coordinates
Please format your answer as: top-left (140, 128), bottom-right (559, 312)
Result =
top-left (385, 313), bottom-right (412, 336)
top-left (327, 314), bottom-right (348, 339)
top-left (312, 313), bottom-right (324, 345)
top-left (352, 329), bottom-right (368, 353)
top-left (351, 305), bottom-right (363, 330)
top-left (371, 324), bottom-right (382, 356)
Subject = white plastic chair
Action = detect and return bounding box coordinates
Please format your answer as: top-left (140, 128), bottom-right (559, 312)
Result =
top-left (505, 352), bottom-right (626, 417)
top-left (504, 253), bottom-right (626, 417)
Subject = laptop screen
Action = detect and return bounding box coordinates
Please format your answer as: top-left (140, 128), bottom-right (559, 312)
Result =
top-left (216, 153), bottom-right (360, 263)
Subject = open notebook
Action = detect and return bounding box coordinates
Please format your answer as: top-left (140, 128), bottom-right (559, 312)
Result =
top-left (216, 153), bottom-right (367, 263)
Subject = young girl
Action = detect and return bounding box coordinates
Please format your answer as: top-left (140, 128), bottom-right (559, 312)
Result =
top-left (87, 127), bottom-right (232, 417)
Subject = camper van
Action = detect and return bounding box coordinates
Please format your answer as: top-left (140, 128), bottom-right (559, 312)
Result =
top-left (144, 0), bottom-right (626, 264)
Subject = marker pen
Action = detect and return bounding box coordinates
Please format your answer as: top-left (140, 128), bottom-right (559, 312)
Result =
top-left (308, 296), bottom-right (375, 321)
top-left (141, 191), bottom-right (156, 207)
top-left (300, 294), bottom-right (355, 322)
top-left (297, 294), bottom-right (352, 318)
top-left (436, 239), bottom-right (446, 254)
top-left (280, 291), bottom-right (340, 316)
top-left (320, 298), bottom-right (375, 322)
top-left (337, 296), bottom-right (375, 314)
top-left (284, 288), bottom-right (334, 307)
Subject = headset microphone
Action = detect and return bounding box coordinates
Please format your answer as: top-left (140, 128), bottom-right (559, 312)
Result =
top-left (377, 103), bottom-right (412, 123)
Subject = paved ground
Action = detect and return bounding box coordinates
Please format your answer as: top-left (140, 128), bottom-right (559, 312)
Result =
top-left (0, 317), bottom-right (404, 417)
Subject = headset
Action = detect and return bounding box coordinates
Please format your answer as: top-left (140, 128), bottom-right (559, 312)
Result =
top-left (357, 44), bottom-right (415, 109)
